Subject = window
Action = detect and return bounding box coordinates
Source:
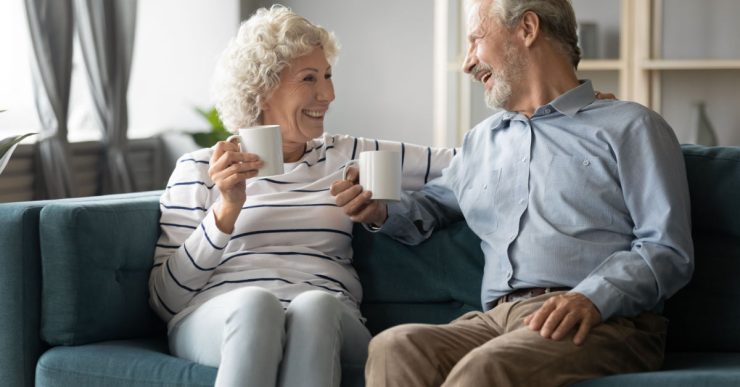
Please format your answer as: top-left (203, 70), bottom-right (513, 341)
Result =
top-left (0, 0), bottom-right (240, 142)
top-left (0, 0), bottom-right (41, 139)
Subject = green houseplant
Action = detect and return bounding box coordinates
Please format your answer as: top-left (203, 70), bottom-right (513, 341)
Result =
top-left (192, 107), bottom-right (230, 148)
top-left (0, 110), bottom-right (36, 175)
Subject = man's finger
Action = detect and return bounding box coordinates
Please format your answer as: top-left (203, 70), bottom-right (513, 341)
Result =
top-left (528, 301), bottom-right (556, 330)
top-left (540, 306), bottom-right (569, 338)
top-left (573, 314), bottom-right (596, 346)
top-left (549, 312), bottom-right (579, 341)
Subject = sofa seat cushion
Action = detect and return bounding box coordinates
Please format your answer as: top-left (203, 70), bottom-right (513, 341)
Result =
top-left (36, 338), bottom-right (366, 387)
top-left (574, 352), bottom-right (740, 386)
top-left (36, 338), bottom-right (216, 387)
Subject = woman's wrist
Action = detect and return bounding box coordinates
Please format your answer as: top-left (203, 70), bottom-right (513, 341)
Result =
top-left (214, 201), bottom-right (242, 234)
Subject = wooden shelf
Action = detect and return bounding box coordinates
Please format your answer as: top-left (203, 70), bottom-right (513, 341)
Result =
top-left (641, 59), bottom-right (740, 70)
top-left (578, 60), bottom-right (624, 71)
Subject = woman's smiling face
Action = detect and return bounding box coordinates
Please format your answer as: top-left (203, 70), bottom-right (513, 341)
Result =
top-left (261, 46), bottom-right (335, 150)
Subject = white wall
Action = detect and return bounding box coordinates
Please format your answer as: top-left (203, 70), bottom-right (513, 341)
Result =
top-left (261, 0), bottom-right (435, 145)
top-left (127, 0), bottom-right (240, 139)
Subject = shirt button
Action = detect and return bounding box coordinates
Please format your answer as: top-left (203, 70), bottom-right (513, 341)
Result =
top-left (544, 108), bottom-right (551, 114)
top-left (483, 184), bottom-right (488, 190)
top-left (521, 156), bottom-right (527, 162)
top-left (518, 199), bottom-right (525, 204)
top-left (506, 271), bottom-right (513, 279)
top-left (582, 159), bottom-right (591, 166)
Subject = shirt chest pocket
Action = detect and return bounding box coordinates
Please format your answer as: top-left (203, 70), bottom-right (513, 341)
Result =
top-left (458, 168), bottom-right (501, 235)
top-left (542, 154), bottom-right (617, 227)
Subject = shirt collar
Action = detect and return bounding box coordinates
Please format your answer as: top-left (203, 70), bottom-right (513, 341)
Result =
top-left (549, 79), bottom-right (595, 118)
top-left (489, 111), bottom-right (515, 131)
top-left (487, 79), bottom-right (595, 130)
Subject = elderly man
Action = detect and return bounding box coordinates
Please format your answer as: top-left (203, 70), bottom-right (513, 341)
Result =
top-left (331, 0), bottom-right (694, 385)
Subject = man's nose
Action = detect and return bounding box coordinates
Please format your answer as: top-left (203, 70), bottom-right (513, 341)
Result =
top-left (462, 48), bottom-right (476, 74)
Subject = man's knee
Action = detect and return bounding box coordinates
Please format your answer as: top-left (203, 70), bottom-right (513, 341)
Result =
top-left (369, 325), bottom-right (424, 358)
top-left (445, 342), bottom-right (531, 386)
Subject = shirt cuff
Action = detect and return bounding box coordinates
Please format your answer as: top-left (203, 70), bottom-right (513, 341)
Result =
top-left (571, 276), bottom-right (624, 321)
top-left (201, 209), bottom-right (232, 250)
top-left (378, 202), bottom-right (408, 234)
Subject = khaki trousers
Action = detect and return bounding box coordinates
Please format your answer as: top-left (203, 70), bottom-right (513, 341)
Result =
top-left (365, 291), bottom-right (667, 387)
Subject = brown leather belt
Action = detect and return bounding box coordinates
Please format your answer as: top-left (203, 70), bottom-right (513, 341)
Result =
top-left (497, 287), bottom-right (571, 305)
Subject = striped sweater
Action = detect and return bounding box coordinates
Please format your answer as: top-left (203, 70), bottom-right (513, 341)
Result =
top-left (149, 133), bottom-right (455, 330)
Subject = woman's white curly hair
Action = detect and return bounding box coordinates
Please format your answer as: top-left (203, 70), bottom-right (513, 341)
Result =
top-left (212, 5), bottom-right (340, 132)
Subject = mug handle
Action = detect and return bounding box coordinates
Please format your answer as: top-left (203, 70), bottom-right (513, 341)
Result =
top-left (226, 134), bottom-right (242, 152)
top-left (342, 159), bottom-right (359, 181)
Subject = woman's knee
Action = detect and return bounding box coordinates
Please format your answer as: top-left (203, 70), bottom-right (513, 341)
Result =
top-left (222, 287), bottom-right (284, 326)
top-left (288, 290), bottom-right (343, 318)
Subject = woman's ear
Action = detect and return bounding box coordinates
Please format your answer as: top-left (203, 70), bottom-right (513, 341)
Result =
top-left (519, 11), bottom-right (540, 48)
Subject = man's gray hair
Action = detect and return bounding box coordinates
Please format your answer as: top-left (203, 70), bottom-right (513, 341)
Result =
top-left (490, 0), bottom-right (581, 68)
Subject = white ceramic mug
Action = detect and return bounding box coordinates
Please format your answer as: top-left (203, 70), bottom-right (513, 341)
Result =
top-left (343, 150), bottom-right (401, 201)
top-left (238, 125), bottom-right (284, 177)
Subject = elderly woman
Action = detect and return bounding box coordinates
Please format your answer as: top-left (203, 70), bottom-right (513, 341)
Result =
top-left (148, 5), bottom-right (454, 387)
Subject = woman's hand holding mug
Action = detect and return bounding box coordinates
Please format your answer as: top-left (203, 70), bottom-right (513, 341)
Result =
top-left (331, 166), bottom-right (389, 226)
top-left (209, 136), bottom-right (263, 233)
top-left (332, 150), bottom-right (401, 226)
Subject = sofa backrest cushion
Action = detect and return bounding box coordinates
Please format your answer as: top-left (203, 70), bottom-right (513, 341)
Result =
top-left (39, 195), bottom-right (165, 346)
top-left (352, 221), bottom-right (484, 333)
top-left (664, 145), bottom-right (740, 351)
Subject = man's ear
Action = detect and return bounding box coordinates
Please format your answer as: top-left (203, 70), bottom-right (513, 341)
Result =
top-left (519, 10), bottom-right (540, 47)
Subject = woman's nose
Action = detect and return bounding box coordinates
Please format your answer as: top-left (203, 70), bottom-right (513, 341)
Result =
top-left (318, 79), bottom-right (335, 102)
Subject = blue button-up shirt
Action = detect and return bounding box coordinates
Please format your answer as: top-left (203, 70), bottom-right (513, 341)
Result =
top-left (382, 80), bottom-right (694, 320)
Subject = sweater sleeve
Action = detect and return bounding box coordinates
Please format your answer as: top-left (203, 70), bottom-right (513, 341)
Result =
top-left (148, 150), bottom-right (232, 322)
top-left (330, 134), bottom-right (455, 191)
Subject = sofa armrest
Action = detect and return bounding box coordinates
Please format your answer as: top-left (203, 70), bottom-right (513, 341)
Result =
top-left (0, 203), bottom-right (46, 387)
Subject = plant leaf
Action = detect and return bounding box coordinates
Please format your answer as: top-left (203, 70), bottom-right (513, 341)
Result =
top-left (0, 133), bottom-right (36, 158)
top-left (192, 106), bottom-right (229, 147)
top-left (0, 133), bottom-right (36, 175)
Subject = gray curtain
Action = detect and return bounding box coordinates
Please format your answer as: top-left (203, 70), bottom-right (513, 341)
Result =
top-left (25, 0), bottom-right (77, 199)
top-left (75, 0), bottom-right (138, 194)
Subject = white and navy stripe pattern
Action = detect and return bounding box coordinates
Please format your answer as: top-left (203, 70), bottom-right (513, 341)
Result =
top-left (149, 133), bottom-right (455, 330)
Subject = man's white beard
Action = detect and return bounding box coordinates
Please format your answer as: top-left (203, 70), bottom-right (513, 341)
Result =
top-left (483, 42), bottom-right (524, 110)
top-left (484, 70), bottom-right (511, 110)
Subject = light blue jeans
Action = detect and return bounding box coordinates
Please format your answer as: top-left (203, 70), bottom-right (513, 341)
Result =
top-left (169, 287), bottom-right (371, 387)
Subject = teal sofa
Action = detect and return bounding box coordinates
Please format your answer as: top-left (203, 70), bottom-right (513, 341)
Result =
top-left (1, 144), bottom-right (739, 387)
